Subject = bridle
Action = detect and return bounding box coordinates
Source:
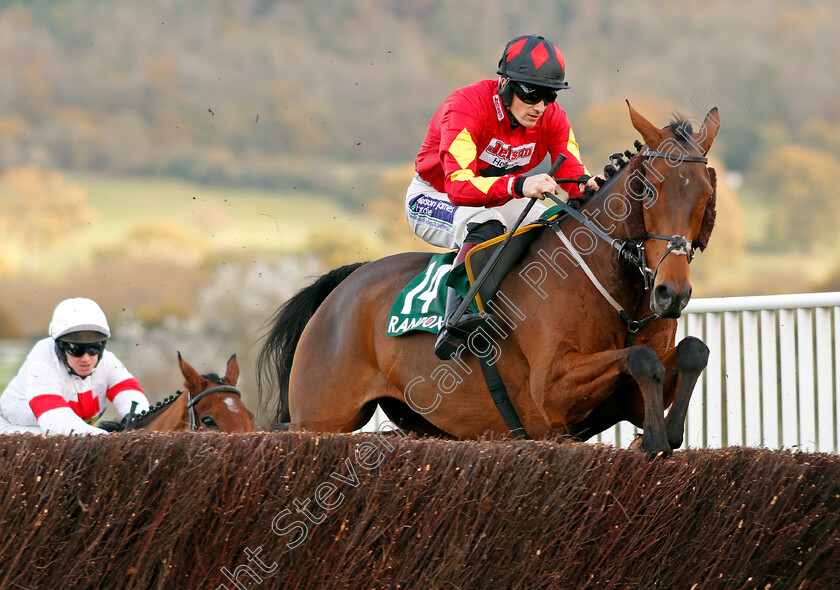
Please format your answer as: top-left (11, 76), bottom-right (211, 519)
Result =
top-left (625, 149), bottom-right (709, 291)
top-left (543, 147), bottom-right (710, 342)
top-left (186, 384), bottom-right (242, 430)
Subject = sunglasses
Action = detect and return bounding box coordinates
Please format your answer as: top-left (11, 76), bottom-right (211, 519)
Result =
top-left (58, 340), bottom-right (106, 357)
top-left (510, 81), bottom-right (558, 105)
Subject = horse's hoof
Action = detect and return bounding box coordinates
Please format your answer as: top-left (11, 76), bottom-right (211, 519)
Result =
top-left (631, 434), bottom-right (672, 458)
top-left (666, 431), bottom-right (684, 450)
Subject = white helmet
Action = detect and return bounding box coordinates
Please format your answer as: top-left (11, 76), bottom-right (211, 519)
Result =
top-left (49, 298), bottom-right (111, 342)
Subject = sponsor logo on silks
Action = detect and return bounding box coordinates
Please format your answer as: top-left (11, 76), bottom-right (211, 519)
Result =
top-left (493, 94), bottom-right (505, 121)
top-left (480, 139), bottom-right (536, 170)
top-left (408, 193), bottom-right (456, 225)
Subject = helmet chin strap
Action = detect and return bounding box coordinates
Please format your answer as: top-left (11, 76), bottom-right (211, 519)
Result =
top-left (497, 78), bottom-right (521, 129)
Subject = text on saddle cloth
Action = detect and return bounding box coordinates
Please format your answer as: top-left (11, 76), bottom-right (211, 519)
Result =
top-left (386, 252), bottom-right (469, 337)
top-left (386, 206), bottom-right (567, 337)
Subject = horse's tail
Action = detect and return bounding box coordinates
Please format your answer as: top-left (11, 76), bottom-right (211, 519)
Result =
top-left (256, 262), bottom-right (366, 428)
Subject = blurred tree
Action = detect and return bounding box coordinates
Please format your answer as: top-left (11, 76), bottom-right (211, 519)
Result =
top-left (575, 97), bottom-right (678, 172)
top-left (716, 111), bottom-right (763, 172)
top-left (748, 145), bottom-right (840, 250)
top-left (801, 119), bottom-right (840, 156)
top-left (0, 115), bottom-right (26, 142)
top-left (97, 222), bottom-right (208, 267)
top-left (0, 305), bottom-right (23, 338)
top-left (368, 162), bottom-right (440, 255)
top-left (815, 264), bottom-right (840, 293)
top-left (307, 227), bottom-right (380, 268)
top-left (0, 165), bottom-right (96, 272)
top-left (1, 0), bottom-right (838, 188)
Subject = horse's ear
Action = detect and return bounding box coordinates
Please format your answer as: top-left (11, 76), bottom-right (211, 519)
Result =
top-left (693, 107), bottom-right (720, 154)
top-left (626, 100), bottom-right (664, 148)
top-left (225, 354), bottom-right (240, 386)
top-left (178, 353), bottom-right (203, 390)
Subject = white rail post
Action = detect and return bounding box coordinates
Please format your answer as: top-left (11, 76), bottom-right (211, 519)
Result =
top-left (797, 308), bottom-right (817, 451)
top-left (742, 310), bottom-right (761, 447)
top-left (760, 309), bottom-right (780, 449)
top-left (724, 311), bottom-right (743, 446)
top-left (815, 307), bottom-right (834, 452)
top-left (684, 313), bottom-right (706, 448)
top-left (704, 312), bottom-right (725, 447)
top-left (779, 308), bottom-right (799, 449)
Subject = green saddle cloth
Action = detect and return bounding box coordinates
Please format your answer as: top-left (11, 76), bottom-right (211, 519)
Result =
top-left (387, 205), bottom-right (566, 337)
top-left (386, 252), bottom-right (475, 337)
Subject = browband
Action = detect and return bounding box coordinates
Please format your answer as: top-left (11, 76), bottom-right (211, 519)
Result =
top-left (641, 149), bottom-right (708, 164)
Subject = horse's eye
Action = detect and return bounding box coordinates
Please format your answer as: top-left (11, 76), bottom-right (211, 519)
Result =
top-left (201, 416), bottom-right (218, 429)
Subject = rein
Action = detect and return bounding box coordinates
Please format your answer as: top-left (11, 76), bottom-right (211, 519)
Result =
top-left (544, 149), bottom-right (708, 343)
top-left (186, 384), bottom-right (242, 430)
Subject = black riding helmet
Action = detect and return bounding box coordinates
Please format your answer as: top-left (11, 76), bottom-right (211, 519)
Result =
top-left (497, 34), bottom-right (569, 109)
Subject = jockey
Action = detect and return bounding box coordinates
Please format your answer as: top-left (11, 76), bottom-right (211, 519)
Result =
top-left (406, 34), bottom-right (600, 359)
top-left (0, 297), bottom-right (151, 436)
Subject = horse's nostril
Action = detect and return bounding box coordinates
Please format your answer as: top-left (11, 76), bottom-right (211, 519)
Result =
top-left (653, 284), bottom-right (692, 316)
top-left (655, 285), bottom-right (674, 308)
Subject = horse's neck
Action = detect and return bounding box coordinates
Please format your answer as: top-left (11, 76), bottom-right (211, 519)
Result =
top-left (534, 167), bottom-right (650, 315)
top-left (579, 159), bottom-right (644, 245)
top-left (143, 394), bottom-right (190, 431)
top-left (535, 223), bottom-right (643, 312)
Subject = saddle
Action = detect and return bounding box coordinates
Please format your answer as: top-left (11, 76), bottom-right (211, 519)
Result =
top-left (463, 220), bottom-right (545, 312)
top-left (460, 204), bottom-right (568, 310)
top-left (387, 205), bottom-right (568, 337)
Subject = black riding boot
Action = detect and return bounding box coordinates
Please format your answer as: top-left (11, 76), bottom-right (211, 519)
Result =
top-left (434, 221), bottom-right (505, 360)
top-left (434, 284), bottom-right (486, 360)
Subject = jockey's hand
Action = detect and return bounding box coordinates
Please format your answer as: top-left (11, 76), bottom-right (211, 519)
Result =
top-left (521, 174), bottom-right (558, 200)
top-left (586, 174), bottom-right (606, 191)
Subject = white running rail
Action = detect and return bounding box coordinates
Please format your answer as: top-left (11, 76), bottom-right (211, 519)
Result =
top-left (597, 291), bottom-right (840, 452)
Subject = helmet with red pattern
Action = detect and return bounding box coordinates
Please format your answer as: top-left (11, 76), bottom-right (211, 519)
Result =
top-left (496, 34), bottom-right (569, 90)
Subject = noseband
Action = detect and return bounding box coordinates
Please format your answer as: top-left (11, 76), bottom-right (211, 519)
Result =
top-left (631, 233), bottom-right (695, 291)
top-left (186, 384), bottom-right (242, 430)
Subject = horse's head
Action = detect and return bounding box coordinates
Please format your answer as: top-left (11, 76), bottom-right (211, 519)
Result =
top-left (626, 101), bottom-right (719, 318)
top-left (178, 352), bottom-right (255, 432)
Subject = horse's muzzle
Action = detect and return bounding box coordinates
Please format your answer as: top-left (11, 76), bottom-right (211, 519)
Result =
top-left (651, 283), bottom-right (692, 318)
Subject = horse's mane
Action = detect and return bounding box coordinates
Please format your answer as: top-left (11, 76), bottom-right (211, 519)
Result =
top-left (576, 140), bottom-right (647, 242)
top-left (203, 372), bottom-right (224, 384)
top-left (695, 167), bottom-right (716, 251)
top-left (667, 113), bottom-right (694, 144)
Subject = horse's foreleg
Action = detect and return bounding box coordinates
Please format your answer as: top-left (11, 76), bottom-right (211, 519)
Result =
top-left (664, 336), bottom-right (709, 449)
top-left (625, 346), bottom-right (670, 456)
top-left (538, 346), bottom-right (669, 456)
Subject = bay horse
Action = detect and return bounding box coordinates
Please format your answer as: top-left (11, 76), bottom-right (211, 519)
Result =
top-left (257, 103), bottom-right (720, 456)
top-left (111, 353), bottom-right (254, 432)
